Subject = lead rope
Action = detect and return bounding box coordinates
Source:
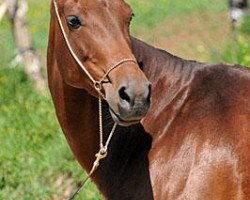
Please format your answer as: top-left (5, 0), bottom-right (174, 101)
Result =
top-left (68, 95), bottom-right (117, 200)
top-left (53, 1), bottom-right (135, 199)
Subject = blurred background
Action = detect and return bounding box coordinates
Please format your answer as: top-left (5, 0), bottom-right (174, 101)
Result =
top-left (0, 0), bottom-right (249, 199)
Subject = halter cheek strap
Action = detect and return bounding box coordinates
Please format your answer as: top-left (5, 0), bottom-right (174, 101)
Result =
top-left (53, 0), bottom-right (137, 98)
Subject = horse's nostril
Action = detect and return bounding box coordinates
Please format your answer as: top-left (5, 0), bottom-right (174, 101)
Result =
top-left (119, 87), bottom-right (131, 103)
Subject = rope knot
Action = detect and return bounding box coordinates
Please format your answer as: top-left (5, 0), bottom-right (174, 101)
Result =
top-left (92, 148), bottom-right (108, 171)
top-left (96, 148), bottom-right (107, 160)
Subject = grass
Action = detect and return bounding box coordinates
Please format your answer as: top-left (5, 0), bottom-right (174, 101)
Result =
top-left (0, 0), bottom-right (249, 199)
top-left (0, 67), bottom-right (103, 199)
top-left (128, 0), bottom-right (226, 35)
top-left (212, 16), bottom-right (250, 66)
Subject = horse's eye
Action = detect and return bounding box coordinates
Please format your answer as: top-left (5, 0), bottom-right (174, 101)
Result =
top-left (66, 16), bottom-right (81, 29)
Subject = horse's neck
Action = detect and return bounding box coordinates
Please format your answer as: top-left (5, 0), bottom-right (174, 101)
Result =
top-left (48, 63), bottom-right (153, 199)
top-left (132, 37), bottom-right (194, 85)
top-left (48, 64), bottom-right (100, 173)
top-left (50, 37), bottom-right (195, 198)
top-left (132, 38), bottom-right (196, 137)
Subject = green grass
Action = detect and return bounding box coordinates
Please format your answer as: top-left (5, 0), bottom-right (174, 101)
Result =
top-left (220, 36), bottom-right (250, 66)
top-left (128, 0), bottom-right (226, 34)
top-left (212, 16), bottom-right (250, 66)
top-left (239, 16), bottom-right (250, 35)
top-left (0, 0), bottom-right (249, 199)
top-left (0, 67), bottom-right (103, 199)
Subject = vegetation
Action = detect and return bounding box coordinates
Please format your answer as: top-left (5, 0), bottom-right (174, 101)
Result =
top-left (0, 0), bottom-right (249, 199)
top-left (128, 0), bottom-right (226, 32)
top-left (219, 16), bottom-right (250, 66)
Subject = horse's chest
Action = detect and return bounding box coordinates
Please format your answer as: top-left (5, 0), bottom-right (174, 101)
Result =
top-left (148, 136), bottom-right (196, 200)
top-left (148, 136), bottom-right (242, 200)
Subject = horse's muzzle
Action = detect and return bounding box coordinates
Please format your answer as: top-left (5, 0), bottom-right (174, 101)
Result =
top-left (109, 82), bottom-right (151, 126)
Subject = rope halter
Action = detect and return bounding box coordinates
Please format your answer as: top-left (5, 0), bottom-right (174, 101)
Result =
top-left (53, 1), bottom-right (137, 199)
top-left (53, 0), bottom-right (137, 98)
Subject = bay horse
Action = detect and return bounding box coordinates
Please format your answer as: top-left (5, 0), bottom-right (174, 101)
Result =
top-left (47, 0), bottom-right (250, 199)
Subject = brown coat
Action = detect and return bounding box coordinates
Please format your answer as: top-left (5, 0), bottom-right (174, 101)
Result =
top-left (48, 34), bottom-right (250, 199)
top-left (132, 38), bottom-right (250, 200)
top-left (47, 0), bottom-right (250, 197)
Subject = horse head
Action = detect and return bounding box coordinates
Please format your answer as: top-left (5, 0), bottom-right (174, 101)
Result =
top-left (49, 0), bottom-right (151, 126)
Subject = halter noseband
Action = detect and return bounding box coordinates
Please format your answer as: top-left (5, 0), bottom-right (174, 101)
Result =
top-left (53, 0), bottom-right (137, 98)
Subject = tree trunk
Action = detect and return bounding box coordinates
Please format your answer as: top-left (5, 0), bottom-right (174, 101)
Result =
top-left (5, 0), bottom-right (46, 92)
top-left (0, 1), bottom-right (7, 22)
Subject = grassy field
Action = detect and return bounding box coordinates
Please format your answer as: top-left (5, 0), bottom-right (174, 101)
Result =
top-left (0, 0), bottom-right (249, 199)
